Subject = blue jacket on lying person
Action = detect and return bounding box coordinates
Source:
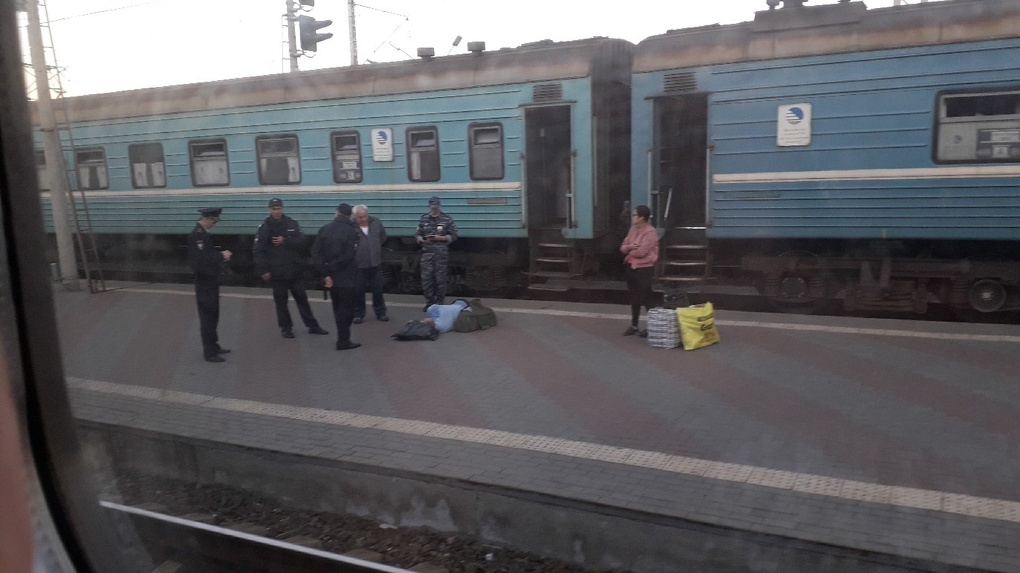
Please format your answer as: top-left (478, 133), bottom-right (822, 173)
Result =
top-left (424, 299), bottom-right (470, 333)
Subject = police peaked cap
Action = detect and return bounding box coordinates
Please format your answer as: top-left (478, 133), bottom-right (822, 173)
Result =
top-left (199, 207), bottom-right (223, 218)
top-left (268, 198), bottom-right (284, 208)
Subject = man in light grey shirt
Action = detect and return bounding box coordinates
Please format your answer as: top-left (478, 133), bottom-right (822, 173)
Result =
top-left (351, 204), bottom-right (389, 323)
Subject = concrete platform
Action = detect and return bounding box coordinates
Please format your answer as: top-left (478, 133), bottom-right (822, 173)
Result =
top-left (53, 282), bottom-right (1020, 572)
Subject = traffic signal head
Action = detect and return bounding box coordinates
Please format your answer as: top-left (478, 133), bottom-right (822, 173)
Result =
top-left (298, 15), bottom-right (333, 52)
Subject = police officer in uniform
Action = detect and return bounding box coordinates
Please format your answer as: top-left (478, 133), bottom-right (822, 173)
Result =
top-left (253, 197), bottom-right (329, 338)
top-left (187, 208), bottom-right (232, 362)
top-left (415, 196), bottom-right (458, 310)
top-left (312, 203), bottom-right (362, 351)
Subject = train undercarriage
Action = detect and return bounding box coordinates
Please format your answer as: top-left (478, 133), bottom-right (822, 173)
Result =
top-left (59, 233), bottom-right (529, 298)
top-left (738, 241), bottom-right (1020, 321)
top-left (52, 233), bottom-right (1019, 322)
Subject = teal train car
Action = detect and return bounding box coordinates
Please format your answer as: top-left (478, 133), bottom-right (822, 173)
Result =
top-left (37, 0), bottom-right (1020, 319)
top-left (36, 37), bottom-right (632, 293)
top-left (632, 0), bottom-right (1020, 318)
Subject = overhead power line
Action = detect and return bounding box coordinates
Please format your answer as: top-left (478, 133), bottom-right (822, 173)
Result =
top-left (48, 0), bottom-right (170, 23)
top-left (355, 2), bottom-right (407, 20)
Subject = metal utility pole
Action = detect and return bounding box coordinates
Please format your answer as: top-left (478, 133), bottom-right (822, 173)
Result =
top-left (348, 0), bottom-right (358, 66)
top-left (286, 0), bottom-right (299, 71)
top-left (25, 0), bottom-right (79, 290)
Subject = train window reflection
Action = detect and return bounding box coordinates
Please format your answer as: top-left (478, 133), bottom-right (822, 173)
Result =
top-left (17, 1), bottom-right (1020, 572)
top-left (331, 130), bottom-right (363, 183)
top-left (407, 126), bottom-right (440, 182)
top-left (128, 142), bottom-right (166, 189)
top-left (469, 123), bottom-right (504, 180)
top-left (34, 149), bottom-right (48, 191)
top-left (936, 89), bottom-right (1020, 163)
top-left (943, 90), bottom-right (1020, 118)
top-left (74, 148), bottom-right (108, 190)
top-left (256, 134), bottom-right (301, 185)
top-left (189, 139), bottom-right (230, 187)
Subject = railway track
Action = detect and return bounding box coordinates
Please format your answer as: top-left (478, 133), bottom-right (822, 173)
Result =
top-left (103, 501), bottom-right (418, 573)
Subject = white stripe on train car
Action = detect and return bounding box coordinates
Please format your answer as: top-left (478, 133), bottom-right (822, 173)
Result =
top-left (39, 181), bottom-right (522, 200)
top-left (714, 164), bottom-right (1020, 184)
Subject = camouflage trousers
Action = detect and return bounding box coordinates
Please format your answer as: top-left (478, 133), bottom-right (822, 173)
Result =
top-left (420, 250), bottom-right (449, 306)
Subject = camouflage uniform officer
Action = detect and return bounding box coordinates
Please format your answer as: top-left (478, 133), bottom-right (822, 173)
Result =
top-left (187, 207), bottom-right (232, 362)
top-left (415, 196), bottom-right (458, 310)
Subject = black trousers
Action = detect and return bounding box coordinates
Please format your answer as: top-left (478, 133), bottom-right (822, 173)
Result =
top-left (354, 266), bottom-right (387, 319)
top-left (194, 275), bottom-right (220, 358)
top-left (328, 285), bottom-right (356, 345)
top-left (625, 266), bottom-right (655, 326)
top-left (271, 278), bottom-right (320, 331)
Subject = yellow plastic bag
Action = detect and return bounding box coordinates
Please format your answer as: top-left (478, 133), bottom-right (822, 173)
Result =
top-left (676, 303), bottom-right (720, 351)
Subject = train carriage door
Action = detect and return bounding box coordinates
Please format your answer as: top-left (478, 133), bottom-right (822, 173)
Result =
top-left (524, 105), bottom-right (572, 230)
top-left (653, 94), bottom-right (708, 228)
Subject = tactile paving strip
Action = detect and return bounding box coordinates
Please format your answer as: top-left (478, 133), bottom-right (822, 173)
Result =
top-left (71, 377), bottom-right (1020, 525)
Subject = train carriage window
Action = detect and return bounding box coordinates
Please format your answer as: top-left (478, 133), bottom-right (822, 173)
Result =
top-left (128, 143), bottom-right (167, 188)
top-left (469, 123), bottom-right (504, 180)
top-left (936, 89), bottom-right (1020, 163)
top-left (407, 127), bottom-right (440, 182)
top-left (189, 139), bottom-right (230, 187)
top-left (331, 131), bottom-right (363, 183)
top-left (257, 135), bottom-right (301, 185)
top-left (34, 149), bottom-right (48, 191)
top-left (75, 148), bottom-right (108, 190)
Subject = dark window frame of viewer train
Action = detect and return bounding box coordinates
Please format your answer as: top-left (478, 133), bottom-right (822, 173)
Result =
top-left (0, 4), bottom-right (134, 573)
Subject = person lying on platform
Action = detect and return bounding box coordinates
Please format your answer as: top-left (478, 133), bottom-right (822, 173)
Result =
top-left (422, 299), bottom-right (471, 333)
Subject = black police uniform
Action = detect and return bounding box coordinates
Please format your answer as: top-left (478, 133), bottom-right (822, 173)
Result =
top-left (253, 213), bottom-right (326, 337)
top-left (312, 207), bottom-right (361, 350)
top-left (187, 208), bottom-right (228, 361)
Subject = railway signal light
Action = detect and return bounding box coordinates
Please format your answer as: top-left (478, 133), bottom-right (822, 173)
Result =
top-left (298, 15), bottom-right (333, 52)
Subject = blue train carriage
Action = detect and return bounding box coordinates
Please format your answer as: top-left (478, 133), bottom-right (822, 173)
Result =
top-left (631, 0), bottom-right (1020, 318)
top-left (34, 36), bottom-right (633, 294)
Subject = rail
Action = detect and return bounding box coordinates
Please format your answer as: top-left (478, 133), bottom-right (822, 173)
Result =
top-left (103, 501), bottom-right (415, 573)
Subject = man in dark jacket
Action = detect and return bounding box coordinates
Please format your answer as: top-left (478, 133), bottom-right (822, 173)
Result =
top-left (187, 207), bottom-right (232, 362)
top-left (312, 203), bottom-right (361, 350)
top-left (253, 198), bottom-right (328, 338)
top-left (351, 204), bottom-right (389, 324)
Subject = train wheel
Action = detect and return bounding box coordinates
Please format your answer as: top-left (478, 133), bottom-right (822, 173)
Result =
top-left (763, 253), bottom-right (826, 314)
top-left (968, 279), bottom-right (1007, 313)
top-left (950, 278), bottom-right (1017, 323)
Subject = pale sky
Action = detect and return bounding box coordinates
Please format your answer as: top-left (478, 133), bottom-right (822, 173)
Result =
top-left (22, 0), bottom-right (934, 96)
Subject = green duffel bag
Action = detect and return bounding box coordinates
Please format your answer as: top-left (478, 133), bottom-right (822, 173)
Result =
top-left (453, 299), bottom-right (498, 333)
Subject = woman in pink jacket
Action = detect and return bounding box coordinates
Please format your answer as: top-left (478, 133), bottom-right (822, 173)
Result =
top-left (620, 204), bottom-right (659, 336)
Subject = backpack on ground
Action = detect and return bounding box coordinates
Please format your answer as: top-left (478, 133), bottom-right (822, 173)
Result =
top-left (453, 299), bottom-right (498, 333)
top-left (661, 289), bottom-right (690, 309)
